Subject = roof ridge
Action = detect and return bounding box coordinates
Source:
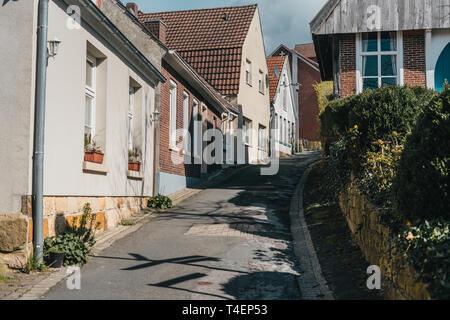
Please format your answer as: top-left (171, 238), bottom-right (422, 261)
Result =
top-left (139, 3), bottom-right (257, 16)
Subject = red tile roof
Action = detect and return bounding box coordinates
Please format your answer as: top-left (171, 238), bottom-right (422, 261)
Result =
top-left (266, 56), bottom-right (286, 102)
top-left (294, 43), bottom-right (318, 62)
top-left (138, 4), bottom-right (257, 96)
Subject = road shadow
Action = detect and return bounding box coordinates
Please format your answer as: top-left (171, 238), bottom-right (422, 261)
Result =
top-left (221, 271), bottom-right (300, 300)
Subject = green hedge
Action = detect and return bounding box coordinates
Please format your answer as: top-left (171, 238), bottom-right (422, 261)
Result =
top-left (348, 86), bottom-right (436, 154)
top-left (393, 85), bottom-right (450, 222)
top-left (314, 81), bottom-right (334, 115)
top-left (319, 95), bottom-right (352, 139)
top-left (320, 86), bottom-right (436, 158)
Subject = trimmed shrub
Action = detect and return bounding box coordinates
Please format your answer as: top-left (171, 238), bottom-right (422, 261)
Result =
top-left (348, 86), bottom-right (436, 154)
top-left (393, 85), bottom-right (450, 222)
top-left (320, 86), bottom-right (436, 152)
top-left (320, 95), bottom-right (353, 139)
top-left (314, 81), bottom-right (334, 115)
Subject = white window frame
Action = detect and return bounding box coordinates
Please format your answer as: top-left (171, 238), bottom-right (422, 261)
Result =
top-left (258, 124), bottom-right (266, 151)
top-left (356, 31), bottom-right (404, 94)
top-left (128, 86), bottom-right (135, 152)
top-left (85, 55), bottom-right (96, 142)
top-left (169, 80), bottom-right (178, 149)
top-left (182, 91), bottom-right (190, 153)
top-left (246, 60), bottom-right (252, 85)
top-left (243, 118), bottom-right (252, 145)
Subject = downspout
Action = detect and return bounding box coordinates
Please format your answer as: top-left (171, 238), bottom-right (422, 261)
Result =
top-left (32, 0), bottom-right (49, 263)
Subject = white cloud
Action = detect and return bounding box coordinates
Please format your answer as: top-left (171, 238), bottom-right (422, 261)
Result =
top-left (231, 0), bottom-right (328, 54)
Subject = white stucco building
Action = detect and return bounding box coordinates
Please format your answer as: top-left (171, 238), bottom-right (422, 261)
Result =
top-left (267, 56), bottom-right (298, 156)
top-left (0, 0), bottom-right (167, 268)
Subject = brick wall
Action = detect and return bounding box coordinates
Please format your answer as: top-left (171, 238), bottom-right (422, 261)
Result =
top-left (298, 58), bottom-right (321, 141)
top-left (339, 34), bottom-right (357, 97)
top-left (403, 30), bottom-right (426, 87)
top-left (160, 61), bottom-right (222, 179)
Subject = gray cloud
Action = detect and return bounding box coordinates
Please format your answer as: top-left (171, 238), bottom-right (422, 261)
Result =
top-left (231, 0), bottom-right (328, 54)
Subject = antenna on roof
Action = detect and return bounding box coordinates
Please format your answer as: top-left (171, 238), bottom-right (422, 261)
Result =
top-left (223, 13), bottom-right (230, 21)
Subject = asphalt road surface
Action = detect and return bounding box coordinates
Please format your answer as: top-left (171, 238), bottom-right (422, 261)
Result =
top-left (42, 153), bottom-right (320, 300)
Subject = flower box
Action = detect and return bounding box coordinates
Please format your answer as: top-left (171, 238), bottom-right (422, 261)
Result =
top-left (128, 161), bottom-right (141, 172)
top-left (84, 151), bottom-right (104, 164)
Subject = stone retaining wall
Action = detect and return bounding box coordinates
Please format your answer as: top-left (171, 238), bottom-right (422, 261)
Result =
top-left (339, 181), bottom-right (432, 300)
top-left (0, 196), bottom-right (150, 272)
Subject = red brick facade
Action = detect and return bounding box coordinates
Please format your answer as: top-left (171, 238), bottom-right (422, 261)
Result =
top-left (298, 58), bottom-right (321, 141)
top-left (338, 31), bottom-right (427, 98)
top-left (159, 61), bottom-right (223, 180)
top-left (403, 30), bottom-right (426, 87)
top-left (339, 34), bottom-right (357, 97)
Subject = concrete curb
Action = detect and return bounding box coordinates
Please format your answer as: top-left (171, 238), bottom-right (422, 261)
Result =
top-left (289, 159), bottom-right (335, 300)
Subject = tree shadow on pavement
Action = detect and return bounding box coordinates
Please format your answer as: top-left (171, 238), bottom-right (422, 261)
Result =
top-left (221, 271), bottom-right (301, 300)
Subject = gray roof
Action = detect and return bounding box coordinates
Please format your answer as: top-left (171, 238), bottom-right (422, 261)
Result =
top-left (311, 0), bottom-right (450, 35)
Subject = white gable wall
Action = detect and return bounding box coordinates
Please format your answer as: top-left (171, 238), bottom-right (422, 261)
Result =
top-left (272, 60), bottom-right (297, 156)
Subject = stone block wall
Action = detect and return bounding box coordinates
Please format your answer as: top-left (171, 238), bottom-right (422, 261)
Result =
top-left (339, 181), bottom-right (432, 300)
top-left (0, 196), bottom-right (149, 271)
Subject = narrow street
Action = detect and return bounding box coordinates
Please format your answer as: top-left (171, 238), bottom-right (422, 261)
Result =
top-left (41, 152), bottom-right (376, 300)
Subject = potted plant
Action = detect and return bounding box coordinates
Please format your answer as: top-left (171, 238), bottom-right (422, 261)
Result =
top-left (128, 148), bottom-right (141, 171)
top-left (84, 135), bottom-right (104, 164)
top-left (47, 247), bottom-right (65, 268)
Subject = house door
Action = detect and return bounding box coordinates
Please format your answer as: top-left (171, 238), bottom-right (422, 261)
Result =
top-left (435, 43), bottom-right (450, 92)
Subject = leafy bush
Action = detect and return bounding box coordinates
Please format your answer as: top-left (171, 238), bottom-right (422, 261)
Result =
top-left (320, 86), bottom-right (436, 159)
top-left (320, 95), bottom-right (353, 139)
top-left (44, 233), bottom-right (92, 266)
top-left (393, 85), bottom-right (450, 222)
top-left (347, 86), bottom-right (436, 156)
top-left (358, 132), bottom-right (405, 209)
top-left (324, 133), bottom-right (353, 200)
top-left (314, 81), bottom-right (334, 115)
top-left (148, 194), bottom-right (173, 210)
top-left (44, 203), bottom-right (99, 266)
top-left (397, 218), bottom-right (450, 299)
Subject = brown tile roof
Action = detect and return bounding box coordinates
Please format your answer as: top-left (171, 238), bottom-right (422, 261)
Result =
top-left (294, 43), bottom-right (318, 62)
top-left (266, 56), bottom-right (286, 102)
top-left (138, 4), bottom-right (257, 96)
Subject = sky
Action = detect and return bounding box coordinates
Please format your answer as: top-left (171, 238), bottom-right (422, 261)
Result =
top-left (131, 0), bottom-right (328, 54)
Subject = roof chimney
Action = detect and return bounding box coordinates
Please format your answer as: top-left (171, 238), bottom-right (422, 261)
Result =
top-left (126, 3), bottom-right (139, 17)
top-left (144, 20), bottom-right (167, 45)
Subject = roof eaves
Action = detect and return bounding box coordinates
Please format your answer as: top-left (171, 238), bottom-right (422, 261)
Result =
top-left (78, 0), bottom-right (166, 83)
top-left (310, 0), bottom-right (341, 35)
top-left (166, 50), bottom-right (239, 115)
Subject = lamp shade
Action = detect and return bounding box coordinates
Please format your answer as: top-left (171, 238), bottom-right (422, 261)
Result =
top-left (48, 37), bottom-right (61, 57)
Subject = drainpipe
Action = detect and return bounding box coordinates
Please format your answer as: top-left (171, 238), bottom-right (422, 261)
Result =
top-left (32, 0), bottom-right (50, 263)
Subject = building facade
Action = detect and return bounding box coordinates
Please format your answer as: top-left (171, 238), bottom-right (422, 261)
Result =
top-left (311, 0), bottom-right (450, 97)
top-left (267, 56), bottom-right (298, 156)
top-left (271, 44), bottom-right (322, 144)
top-left (137, 4), bottom-right (271, 164)
top-left (0, 0), bottom-right (166, 269)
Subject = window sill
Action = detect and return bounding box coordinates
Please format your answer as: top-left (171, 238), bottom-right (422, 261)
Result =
top-left (169, 145), bottom-right (180, 153)
top-left (83, 161), bottom-right (109, 175)
top-left (127, 170), bottom-right (144, 180)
